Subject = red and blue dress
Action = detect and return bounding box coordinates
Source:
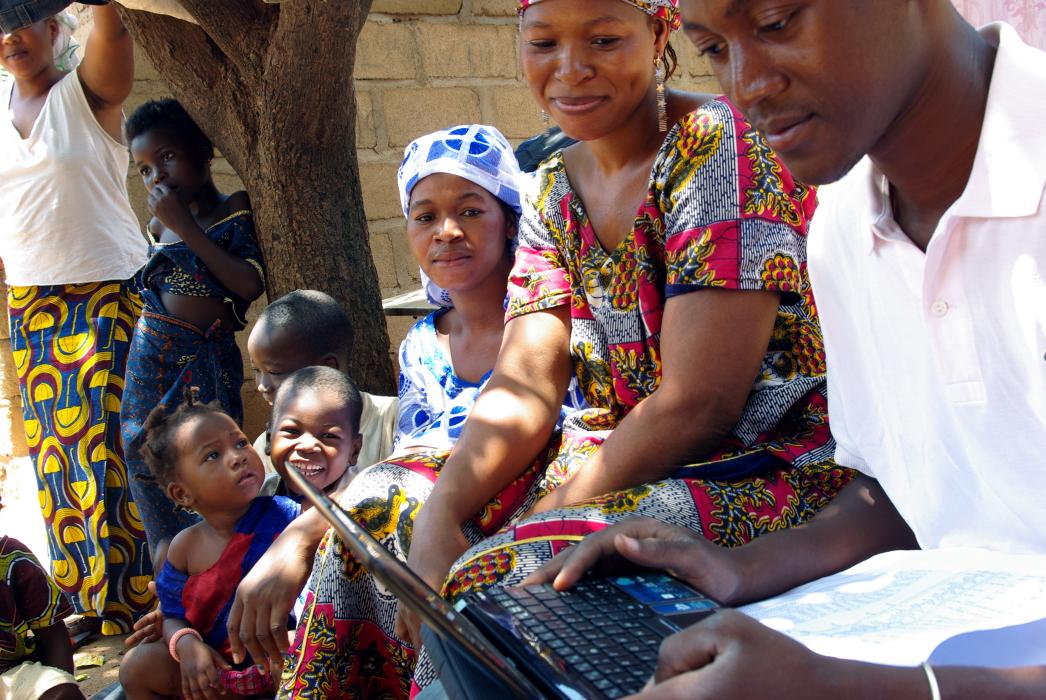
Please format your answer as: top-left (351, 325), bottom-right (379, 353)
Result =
top-left (156, 496), bottom-right (300, 693)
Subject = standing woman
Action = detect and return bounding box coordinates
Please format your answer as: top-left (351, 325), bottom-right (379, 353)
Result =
top-left (0, 2), bottom-right (152, 635)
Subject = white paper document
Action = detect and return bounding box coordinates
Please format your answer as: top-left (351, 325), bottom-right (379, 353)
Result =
top-left (738, 548), bottom-right (1046, 667)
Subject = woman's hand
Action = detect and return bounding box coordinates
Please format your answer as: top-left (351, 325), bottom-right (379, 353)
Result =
top-left (147, 183), bottom-right (196, 238)
top-left (176, 635), bottom-right (231, 700)
top-left (394, 504), bottom-right (470, 648)
top-left (521, 516), bottom-right (748, 605)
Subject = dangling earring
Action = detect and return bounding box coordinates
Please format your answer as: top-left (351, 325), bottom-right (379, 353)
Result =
top-left (655, 57), bottom-right (668, 134)
top-left (542, 110), bottom-right (551, 135)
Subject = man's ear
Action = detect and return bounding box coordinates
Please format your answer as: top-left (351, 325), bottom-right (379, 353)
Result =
top-left (166, 481), bottom-right (194, 510)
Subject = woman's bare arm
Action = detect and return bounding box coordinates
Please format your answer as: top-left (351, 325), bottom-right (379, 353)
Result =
top-left (425, 305), bottom-right (574, 524)
top-left (533, 287), bottom-right (780, 511)
top-left (77, 5), bottom-right (133, 140)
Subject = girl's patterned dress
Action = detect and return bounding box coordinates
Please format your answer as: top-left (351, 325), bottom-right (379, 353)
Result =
top-left (279, 98), bottom-right (855, 698)
top-left (120, 210), bottom-right (264, 553)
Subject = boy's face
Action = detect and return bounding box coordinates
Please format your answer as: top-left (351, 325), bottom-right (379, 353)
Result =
top-left (270, 388), bottom-right (362, 495)
top-left (247, 320), bottom-right (332, 405)
top-left (678, 0), bottom-right (925, 185)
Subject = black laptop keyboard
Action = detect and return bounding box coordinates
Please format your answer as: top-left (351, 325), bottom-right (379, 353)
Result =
top-left (485, 580), bottom-right (670, 698)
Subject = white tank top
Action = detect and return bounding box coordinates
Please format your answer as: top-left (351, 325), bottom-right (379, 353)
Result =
top-left (0, 71), bottom-right (147, 286)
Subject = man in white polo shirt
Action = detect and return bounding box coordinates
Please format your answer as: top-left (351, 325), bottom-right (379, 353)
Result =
top-left (527, 0), bottom-right (1046, 697)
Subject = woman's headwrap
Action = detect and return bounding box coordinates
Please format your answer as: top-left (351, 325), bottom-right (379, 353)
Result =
top-left (397, 124), bottom-right (524, 308)
top-left (52, 10), bottom-right (81, 72)
top-left (517, 0), bottom-right (681, 31)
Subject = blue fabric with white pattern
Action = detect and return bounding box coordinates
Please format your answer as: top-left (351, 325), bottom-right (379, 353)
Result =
top-left (394, 309), bottom-right (589, 453)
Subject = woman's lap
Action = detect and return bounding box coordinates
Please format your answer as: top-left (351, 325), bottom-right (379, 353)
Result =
top-left (279, 448), bottom-right (852, 698)
top-left (279, 456), bottom-right (439, 697)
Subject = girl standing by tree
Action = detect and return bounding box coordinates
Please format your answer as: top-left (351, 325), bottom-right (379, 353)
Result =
top-left (121, 98), bottom-right (265, 558)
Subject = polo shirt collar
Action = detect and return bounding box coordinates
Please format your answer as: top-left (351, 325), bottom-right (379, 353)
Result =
top-left (951, 23), bottom-right (1046, 219)
top-left (859, 23), bottom-right (1045, 254)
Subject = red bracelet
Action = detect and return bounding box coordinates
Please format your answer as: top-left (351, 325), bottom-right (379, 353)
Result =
top-left (169, 628), bottom-right (203, 662)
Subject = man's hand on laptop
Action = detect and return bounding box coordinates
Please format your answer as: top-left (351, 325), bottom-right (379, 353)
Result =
top-left (521, 516), bottom-right (748, 605)
top-left (626, 609), bottom-right (853, 699)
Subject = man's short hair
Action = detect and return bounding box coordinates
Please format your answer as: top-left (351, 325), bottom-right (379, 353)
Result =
top-left (258, 290), bottom-right (355, 365)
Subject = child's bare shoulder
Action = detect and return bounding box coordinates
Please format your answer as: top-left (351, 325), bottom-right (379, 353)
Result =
top-left (165, 523), bottom-right (206, 572)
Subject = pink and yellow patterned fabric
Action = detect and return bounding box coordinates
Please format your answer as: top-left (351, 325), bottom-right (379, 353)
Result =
top-left (517, 0), bottom-right (682, 31)
top-left (509, 96), bottom-right (828, 468)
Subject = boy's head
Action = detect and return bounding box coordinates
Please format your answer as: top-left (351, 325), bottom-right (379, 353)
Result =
top-left (140, 394), bottom-right (264, 515)
top-left (269, 366), bottom-right (364, 494)
top-left (247, 290), bottom-right (356, 405)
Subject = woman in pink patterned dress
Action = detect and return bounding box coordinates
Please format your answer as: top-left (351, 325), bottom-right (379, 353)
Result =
top-left (231, 0), bottom-right (854, 696)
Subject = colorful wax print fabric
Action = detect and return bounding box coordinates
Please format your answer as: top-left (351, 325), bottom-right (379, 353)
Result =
top-left (510, 97), bottom-right (831, 470)
top-left (7, 281), bottom-right (153, 633)
top-left (0, 536), bottom-right (72, 670)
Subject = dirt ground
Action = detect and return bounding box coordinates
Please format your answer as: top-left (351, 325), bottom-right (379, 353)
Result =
top-left (72, 626), bottom-right (127, 697)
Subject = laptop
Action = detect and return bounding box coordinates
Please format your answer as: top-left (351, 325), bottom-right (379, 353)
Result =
top-left (284, 466), bottom-right (722, 699)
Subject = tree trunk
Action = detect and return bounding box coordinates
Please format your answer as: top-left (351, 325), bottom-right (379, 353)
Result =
top-left (118, 0), bottom-right (395, 394)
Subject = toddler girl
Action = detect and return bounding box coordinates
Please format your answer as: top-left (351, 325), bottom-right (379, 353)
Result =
top-left (119, 391), bottom-right (299, 699)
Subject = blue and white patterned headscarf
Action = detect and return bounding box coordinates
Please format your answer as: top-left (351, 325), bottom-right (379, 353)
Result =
top-left (397, 124), bottom-right (524, 307)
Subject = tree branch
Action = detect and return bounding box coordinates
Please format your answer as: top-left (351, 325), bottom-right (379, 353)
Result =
top-left (118, 7), bottom-right (260, 174)
top-left (172, 0), bottom-right (275, 84)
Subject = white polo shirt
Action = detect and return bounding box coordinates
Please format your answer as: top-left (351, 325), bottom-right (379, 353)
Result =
top-left (808, 23), bottom-right (1046, 554)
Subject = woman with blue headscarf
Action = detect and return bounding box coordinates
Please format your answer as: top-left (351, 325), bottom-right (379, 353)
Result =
top-left (393, 125), bottom-right (527, 453)
top-left (264, 125), bottom-right (583, 696)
